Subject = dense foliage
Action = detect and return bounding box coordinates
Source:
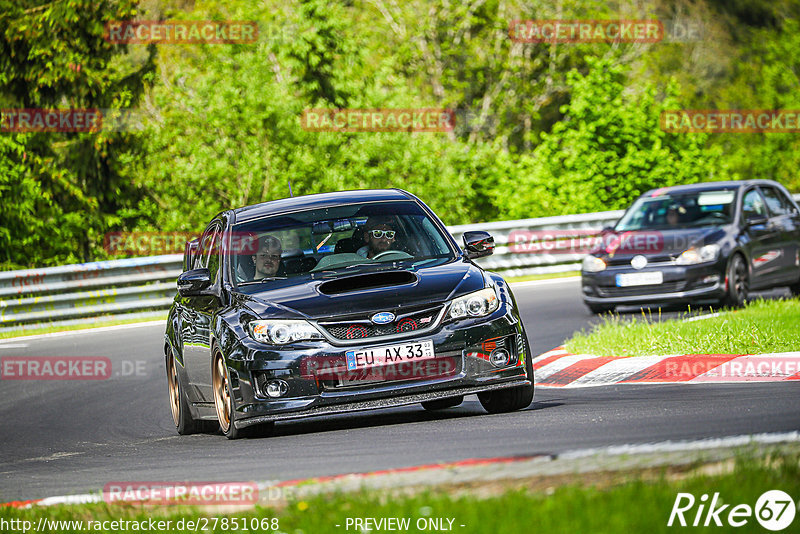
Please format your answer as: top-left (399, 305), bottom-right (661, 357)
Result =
top-left (2, 0), bottom-right (800, 268)
top-left (0, 0), bottom-right (153, 268)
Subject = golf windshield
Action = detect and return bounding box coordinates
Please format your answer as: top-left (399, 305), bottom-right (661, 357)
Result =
top-left (615, 189), bottom-right (737, 231)
top-left (230, 201), bottom-right (457, 285)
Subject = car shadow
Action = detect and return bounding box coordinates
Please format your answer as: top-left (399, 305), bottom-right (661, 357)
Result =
top-left (522, 399), bottom-right (564, 412)
top-left (242, 397), bottom-right (560, 439)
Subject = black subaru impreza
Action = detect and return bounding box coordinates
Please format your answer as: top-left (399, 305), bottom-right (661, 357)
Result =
top-left (582, 180), bottom-right (800, 313)
top-left (165, 189), bottom-right (533, 438)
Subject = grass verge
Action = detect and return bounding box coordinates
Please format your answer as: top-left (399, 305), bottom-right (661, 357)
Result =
top-left (0, 315), bottom-right (166, 340)
top-left (505, 270), bottom-right (580, 283)
top-left (1, 450), bottom-right (797, 533)
top-left (565, 298), bottom-right (800, 357)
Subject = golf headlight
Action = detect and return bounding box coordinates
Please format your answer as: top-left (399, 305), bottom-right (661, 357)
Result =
top-left (582, 255), bottom-right (607, 272)
top-left (675, 244), bottom-right (720, 265)
top-left (447, 287), bottom-right (499, 320)
top-left (249, 320), bottom-right (322, 344)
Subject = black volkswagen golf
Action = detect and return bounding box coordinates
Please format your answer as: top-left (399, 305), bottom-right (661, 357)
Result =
top-left (165, 189), bottom-right (533, 438)
top-left (582, 180), bottom-right (800, 313)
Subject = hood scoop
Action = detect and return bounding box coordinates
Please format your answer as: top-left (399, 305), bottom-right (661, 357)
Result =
top-left (319, 271), bottom-right (417, 295)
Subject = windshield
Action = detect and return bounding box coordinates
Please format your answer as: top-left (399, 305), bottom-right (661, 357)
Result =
top-left (229, 200), bottom-right (456, 286)
top-left (615, 189), bottom-right (737, 231)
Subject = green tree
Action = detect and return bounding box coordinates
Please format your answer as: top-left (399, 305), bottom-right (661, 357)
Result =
top-left (496, 56), bottom-right (723, 219)
top-left (713, 19), bottom-right (800, 191)
top-left (0, 0), bottom-right (153, 268)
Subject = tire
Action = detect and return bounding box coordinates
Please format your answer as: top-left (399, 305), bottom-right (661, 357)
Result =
top-left (166, 351), bottom-right (204, 435)
top-left (722, 254), bottom-right (749, 308)
top-left (477, 336), bottom-right (534, 414)
top-left (790, 275), bottom-right (800, 297)
top-left (212, 352), bottom-right (274, 439)
top-left (587, 302), bottom-right (614, 314)
top-left (421, 396), bottom-right (464, 410)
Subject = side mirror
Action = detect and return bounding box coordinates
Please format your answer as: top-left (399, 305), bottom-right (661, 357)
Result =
top-left (177, 268), bottom-right (212, 297)
top-left (746, 215), bottom-right (768, 227)
top-left (463, 231), bottom-right (495, 259)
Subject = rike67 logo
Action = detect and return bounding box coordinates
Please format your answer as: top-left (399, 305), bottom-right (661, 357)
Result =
top-left (668, 490), bottom-right (796, 531)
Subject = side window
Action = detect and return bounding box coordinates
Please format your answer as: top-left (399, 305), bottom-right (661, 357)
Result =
top-left (741, 189), bottom-right (766, 220)
top-left (207, 231), bottom-right (221, 282)
top-left (760, 187), bottom-right (789, 216)
top-left (195, 224), bottom-right (220, 271)
top-left (183, 239), bottom-right (199, 272)
top-left (762, 186), bottom-right (798, 216)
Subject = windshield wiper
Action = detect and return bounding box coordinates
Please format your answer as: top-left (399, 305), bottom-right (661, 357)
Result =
top-left (237, 276), bottom-right (288, 286)
top-left (345, 260), bottom-right (418, 270)
top-left (344, 262), bottom-right (376, 269)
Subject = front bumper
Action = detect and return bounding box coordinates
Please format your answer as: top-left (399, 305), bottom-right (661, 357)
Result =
top-left (581, 261), bottom-right (727, 306)
top-left (236, 380), bottom-right (529, 427)
top-left (225, 309), bottom-right (530, 428)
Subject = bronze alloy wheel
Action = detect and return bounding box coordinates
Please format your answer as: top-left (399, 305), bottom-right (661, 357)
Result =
top-left (167, 355), bottom-right (180, 427)
top-left (213, 355), bottom-right (232, 433)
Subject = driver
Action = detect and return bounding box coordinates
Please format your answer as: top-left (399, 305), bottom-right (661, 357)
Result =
top-left (252, 234), bottom-right (283, 278)
top-left (357, 217), bottom-right (398, 259)
top-left (666, 203), bottom-right (685, 226)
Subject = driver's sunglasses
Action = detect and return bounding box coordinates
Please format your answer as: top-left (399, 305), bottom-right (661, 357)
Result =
top-left (370, 230), bottom-right (396, 239)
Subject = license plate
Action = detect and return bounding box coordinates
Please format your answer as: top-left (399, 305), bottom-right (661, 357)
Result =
top-left (616, 271), bottom-right (663, 287)
top-left (346, 340), bottom-right (435, 371)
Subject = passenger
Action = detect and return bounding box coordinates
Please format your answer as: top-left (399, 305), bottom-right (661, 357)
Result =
top-left (252, 234), bottom-right (283, 278)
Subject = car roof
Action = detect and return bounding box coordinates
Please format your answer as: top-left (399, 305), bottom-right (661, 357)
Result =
top-left (642, 179), bottom-right (786, 197)
top-left (230, 189), bottom-right (416, 223)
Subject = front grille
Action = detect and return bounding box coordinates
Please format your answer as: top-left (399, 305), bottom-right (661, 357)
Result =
top-left (318, 305), bottom-right (443, 340)
top-left (598, 281), bottom-right (685, 297)
top-left (479, 334), bottom-right (517, 355)
top-left (606, 255), bottom-right (674, 267)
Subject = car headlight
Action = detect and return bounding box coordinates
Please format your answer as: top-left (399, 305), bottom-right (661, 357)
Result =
top-left (582, 255), bottom-right (607, 272)
top-left (675, 244), bottom-right (720, 266)
top-left (447, 287), bottom-right (499, 320)
top-left (249, 320), bottom-right (323, 344)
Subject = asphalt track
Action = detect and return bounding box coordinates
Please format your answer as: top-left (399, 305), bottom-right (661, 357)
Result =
top-left (1, 278), bottom-right (798, 502)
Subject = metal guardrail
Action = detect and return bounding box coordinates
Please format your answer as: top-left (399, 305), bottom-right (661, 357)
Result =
top-left (0, 210), bottom-right (620, 329)
top-left (0, 255), bottom-right (182, 328)
top-left (449, 210), bottom-right (624, 277)
top-left (2, 194), bottom-right (798, 329)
